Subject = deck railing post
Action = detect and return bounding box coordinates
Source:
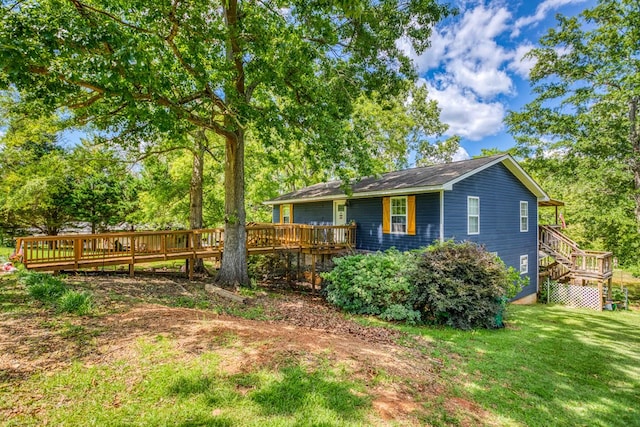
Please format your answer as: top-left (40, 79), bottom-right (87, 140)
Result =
top-left (74, 237), bottom-right (81, 269)
top-left (129, 235), bottom-right (135, 278)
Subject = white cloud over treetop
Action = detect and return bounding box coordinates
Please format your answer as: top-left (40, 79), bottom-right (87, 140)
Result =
top-left (419, 79), bottom-right (505, 141)
top-left (400, 1), bottom-right (582, 142)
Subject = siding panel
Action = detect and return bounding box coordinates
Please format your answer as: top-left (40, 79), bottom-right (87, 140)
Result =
top-left (293, 201), bottom-right (334, 224)
top-left (348, 193), bottom-right (440, 251)
top-left (443, 162), bottom-right (538, 300)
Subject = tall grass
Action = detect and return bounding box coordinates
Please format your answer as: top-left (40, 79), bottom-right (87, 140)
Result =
top-left (18, 271), bottom-right (93, 316)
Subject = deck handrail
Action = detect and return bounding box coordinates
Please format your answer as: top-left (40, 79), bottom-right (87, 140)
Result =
top-left (15, 224), bottom-right (357, 269)
top-left (539, 225), bottom-right (613, 280)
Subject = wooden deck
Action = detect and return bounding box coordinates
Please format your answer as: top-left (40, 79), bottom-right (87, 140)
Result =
top-left (539, 224), bottom-right (614, 310)
top-left (15, 224), bottom-right (356, 279)
top-left (539, 225), bottom-right (613, 282)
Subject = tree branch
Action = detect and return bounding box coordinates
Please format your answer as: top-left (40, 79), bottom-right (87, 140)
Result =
top-left (68, 0), bottom-right (154, 35)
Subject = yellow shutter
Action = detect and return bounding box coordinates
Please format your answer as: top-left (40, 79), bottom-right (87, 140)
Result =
top-left (289, 204), bottom-right (294, 224)
top-left (382, 197), bottom-right (390, 234)
top-left (279, 205), bottom-right (284, 224)
top-left (407, 196), bottom-right (416, 235)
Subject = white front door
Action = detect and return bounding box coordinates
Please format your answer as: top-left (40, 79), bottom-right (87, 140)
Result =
top-left (333, 200), bottom-right (347, 225)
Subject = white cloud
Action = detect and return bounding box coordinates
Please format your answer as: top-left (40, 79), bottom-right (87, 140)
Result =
top-left (449, 58), bottom-right (513, 98)
top-left (421, 78), bottom-right (505, 141)
top-left (508, 43), bottom-right (537, 79)
top-left (399, 2), bottom-right (583, 141)
top-left (513, 0), bottom-right (587, 37)
top-left (452, 146), bottom-right (471, 161)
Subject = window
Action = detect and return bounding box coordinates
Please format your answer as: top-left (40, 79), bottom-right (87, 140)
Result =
top-left (390, 196), bottom-right (407, 233)
top-left (281, 204), bottom-right (291, 224)
top-left (520, 201), bottom-right (529, 232)
top-left (520, 255), bottom-right (528, 274)
top-left (467, 196), bottom-right (479, 235)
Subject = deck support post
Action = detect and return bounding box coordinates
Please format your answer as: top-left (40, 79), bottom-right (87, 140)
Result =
top-left (285, 252), bottom-right (291, 285)
top-left (311, 253), bottom-right (316, 293)
top-left (598, 281), bottom-right (603, 311)
top-left (129, 264), bottom-right (135, 278)
top-left (188, 258), bottom-right (194, 281)
top-left (296, 251), bottom-right (301, 281)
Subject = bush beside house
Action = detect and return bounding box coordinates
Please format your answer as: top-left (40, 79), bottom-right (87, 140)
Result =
top-left (322, 242), bottom-right (526, 329)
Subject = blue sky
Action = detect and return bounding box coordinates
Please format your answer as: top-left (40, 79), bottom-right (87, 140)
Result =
top-left (401, 0), bottom-right (596, 160)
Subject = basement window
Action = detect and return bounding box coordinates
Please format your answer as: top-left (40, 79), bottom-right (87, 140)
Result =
top-left (520, 255), bottom-right (528, 274)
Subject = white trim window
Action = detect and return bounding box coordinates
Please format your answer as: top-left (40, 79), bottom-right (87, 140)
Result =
top-left (520, 201), bottom-right (529, 232)
top-left (467, 196), bottom-right (480, 235)
top-left (390, 196), bottom-right (408, 234)
top-left (520, 255), bottom-right (528, 274)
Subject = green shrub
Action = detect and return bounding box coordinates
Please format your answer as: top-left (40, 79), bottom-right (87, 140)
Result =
top-left (538, 278), bottom-right (554, 304)
top-left (409, 241), bottom-right (525, 330)
top-left (57, 291), bottom-right (93, 315)
top-left (19, 271), bottom-right (55, 287)
top-left (18, 271), bottom-right (93, 315)
top-left (26, 275), bottom-right (67, 303)
top-left (322, 249), bottom-right (421, 323)
top-left (379, 303), bottom-right (421, 324)
top-left (629, 265), bottom-right (640, 278)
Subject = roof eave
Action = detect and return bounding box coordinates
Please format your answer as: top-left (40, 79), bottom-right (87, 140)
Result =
top-left (262, 185), bottom-right (447, 205)
top-left (443, 155), bottom-right (549, 201)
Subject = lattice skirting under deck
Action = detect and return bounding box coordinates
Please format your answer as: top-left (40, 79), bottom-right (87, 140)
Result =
top-left (547, 282), bottom-right (601, 310)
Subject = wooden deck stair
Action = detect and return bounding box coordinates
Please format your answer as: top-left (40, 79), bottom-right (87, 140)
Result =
top-left (539, 225), bottom-right (613, 283)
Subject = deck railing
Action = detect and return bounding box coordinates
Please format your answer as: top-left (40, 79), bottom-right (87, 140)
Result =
top-left (539, 225), bottom-right (613, 281)
top-left (15, 224), bottom-right (356, 270)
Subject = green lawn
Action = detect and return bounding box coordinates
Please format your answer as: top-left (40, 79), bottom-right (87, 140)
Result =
top-left (2, 271), bottom-right (639, 426)
top-left (2, 341), bottom-right (370, 427)
top-left (398, 305), bottom-right (640, 426)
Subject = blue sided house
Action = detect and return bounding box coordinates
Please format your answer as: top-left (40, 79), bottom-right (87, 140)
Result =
top-left (264, 155), bottom-right (551, 303)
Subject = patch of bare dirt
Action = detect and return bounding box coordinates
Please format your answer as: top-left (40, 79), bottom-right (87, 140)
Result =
top-left (0, 274), bottom-right (490, 425)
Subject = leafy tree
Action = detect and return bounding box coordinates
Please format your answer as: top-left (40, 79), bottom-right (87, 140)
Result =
top-left (0, 108), bottom-right (74, 236)
top-left (70, 142), bottom-right (138, 234)
top-left (351, 84), bottom-right (456, 171)
top-left (506, 0), bottom-right (640, 264)
top-left (1, 146), bottom-right (75, 236)
top-left (133, 144), bottom-right (225, 229)
top-left (1, 0), bottom-right (451, 285)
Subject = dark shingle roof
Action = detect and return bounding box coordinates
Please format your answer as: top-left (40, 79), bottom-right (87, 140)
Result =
top-left (266, 155), bottom-right (510, 203)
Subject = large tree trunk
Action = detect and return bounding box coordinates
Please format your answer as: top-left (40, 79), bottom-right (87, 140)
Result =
top-left (215, 0), bottom-right (249, 287)
top-left (189, 131), bottom-right (207, 273)
top-left (215, 129), bottom-right (249, 286)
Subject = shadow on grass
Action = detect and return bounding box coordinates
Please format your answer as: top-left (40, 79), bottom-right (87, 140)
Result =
top-left (0, 276), bottom-right (28, 312)
top-left (168, 375), bottom-right (240, 406)
top-left (439, 305), bottom-right (640, 427)
top-left (251, 364), bottom-right (368, 419)
top-left (167, 363), bottom-right (369, 423)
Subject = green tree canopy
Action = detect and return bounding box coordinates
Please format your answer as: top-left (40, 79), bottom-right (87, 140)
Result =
top-left (506, 0), bottom-right (640, 264)
top-left (1, 0), bottom-right (451, 284)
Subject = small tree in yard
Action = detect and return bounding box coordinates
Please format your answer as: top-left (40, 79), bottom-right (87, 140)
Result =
top-left (409, 241), bottom-right (525, 330)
